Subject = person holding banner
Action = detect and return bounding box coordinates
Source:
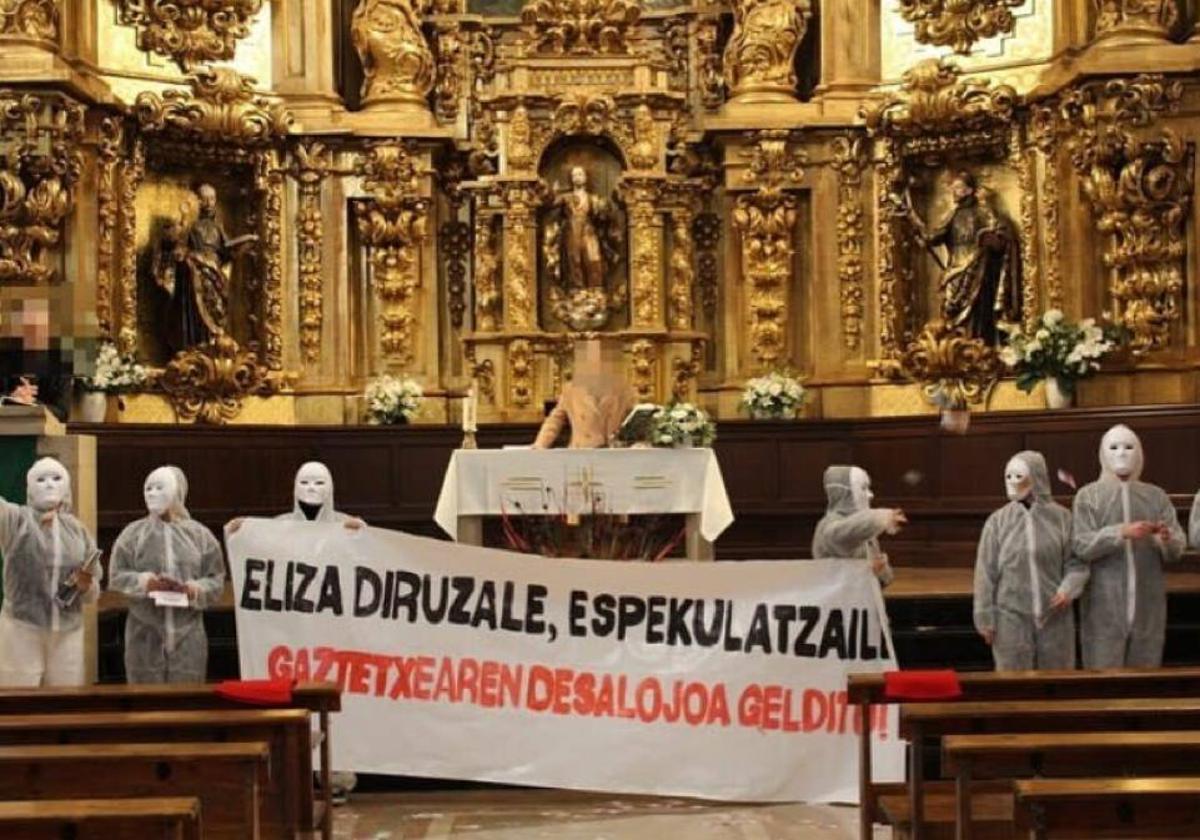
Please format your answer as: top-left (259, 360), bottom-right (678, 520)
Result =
top-left (812, 465), bottom-right (905, 587)
top-left (0, 457), bottom-right (100, 687)
top-left (108, 466), bottom-right (225, 683)
top-left (973, 450), bottom-right (1088, 670)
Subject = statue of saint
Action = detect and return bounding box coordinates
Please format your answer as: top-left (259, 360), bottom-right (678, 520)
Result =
top-left (548, 166), bottom-right (620, 291)
top-left (903, 170), bottom-right (1021, 345)
top-left (152, 183), bottom-right (258, 356)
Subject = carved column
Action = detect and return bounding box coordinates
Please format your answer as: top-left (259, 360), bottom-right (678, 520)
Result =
top-left (816, 0), bottom-right (880, 100)
top-left (0, 0), bottom-right (60, 61)
top-left (350, 0), bottom-right (436, 129)
top-left (722, 0), bottom-right (811, 104)
top-left (626, 180), bottom-right (665, 329)
top-left (272, 0), bottom-right (343, 127)
top-left (292, 141), bottom-right (331, 364)
top-left (502, 184), bottom-right (537, 331)
top-left (473, 213), bottom-right (501, 332)
top-left (667, 204), bottom-right (696, 331)
top-left (1092, 0), bottom-right (1177, 45)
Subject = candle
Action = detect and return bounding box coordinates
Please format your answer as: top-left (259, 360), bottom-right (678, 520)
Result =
top-left (463, 387), bottom-right (477, 433)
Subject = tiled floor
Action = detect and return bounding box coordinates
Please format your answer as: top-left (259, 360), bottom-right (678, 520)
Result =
top-left (333, 789), bottom-right (889, 839)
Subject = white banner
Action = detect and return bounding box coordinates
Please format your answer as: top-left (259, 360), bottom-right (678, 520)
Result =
top-left (227, 520), bottom-right (904, 802)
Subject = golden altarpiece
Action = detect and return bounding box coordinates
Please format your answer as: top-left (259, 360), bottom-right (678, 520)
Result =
top-left (1, 0), bottom-right (1198, 423)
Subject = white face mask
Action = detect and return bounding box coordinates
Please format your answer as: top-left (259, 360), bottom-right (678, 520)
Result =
top-left (28, 463), bottom-right (68, 512)
top-left (1005, 456), bottom-right (1032, 501)
top-left (1101, 427), bottom-right (1140, 480)
top-left (144, 467), bottom-right (179, 517)
top-left (849, 467), bottom-right (873, 512)
top-left (295, 464), bottom-right (331, 508)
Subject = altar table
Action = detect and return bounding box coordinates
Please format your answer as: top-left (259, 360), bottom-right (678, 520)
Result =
top-left (433, 447), bottom-right (734, 560)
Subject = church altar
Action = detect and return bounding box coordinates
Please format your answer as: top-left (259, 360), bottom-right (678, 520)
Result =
top-left (434, 448), bottom-right (734, 560)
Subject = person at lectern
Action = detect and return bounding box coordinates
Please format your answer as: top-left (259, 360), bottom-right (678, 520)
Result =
top-left (532, 338), bottom-right (637, 449)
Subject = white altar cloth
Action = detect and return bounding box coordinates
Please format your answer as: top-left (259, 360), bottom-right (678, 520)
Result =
top-left (433, 448), bottom-right (734, 543)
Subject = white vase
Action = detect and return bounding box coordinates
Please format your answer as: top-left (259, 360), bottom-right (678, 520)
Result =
top-left (78, 391), bottom-right (107, 423)
top-left (1044, 377), bottom-right (1072, 409)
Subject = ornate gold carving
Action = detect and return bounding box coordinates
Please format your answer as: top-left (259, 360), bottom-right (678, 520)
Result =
top-left (0, 90), bottom-right (84, 285)
top-left (465, 344), bottom-right (496, 404)
top-left (1013, 130), bottom-right (1040, 329)
top-left (862, 59), bottom-right (1016, 144)
top-left (664, 17), bottom-right (689, 85)
top-left (117, 139), bottom-right (145, 354)
top-left (671, 342), bottom-right (703, 402)
top-left (1031, 108), bottom-right (1064, 311)
top-left (257, 149), bottom-right (285, 370)
top-left (630, 104), bottom-right (658, 171)
top-left (1058, 76), bottom-right (1190, 354)
top-left (160, 335), bottom-right (274, 424)
top-left (474, 215), bottom-right (501, 331)
top-left (696, 18), bottom-right (725, 109)
top-left (502, 185), bottom-right (537, 330)
top-left (901, 320), bottom-right (1001, 407)
top-left (733, 131), bottom-right (805, 369)
top-left (291, 141), bottom-right (330, 363)
top-left (831, 134), bottom-right (865, 352)
top-left (1, 0), bottom-right (57, 42)
top-left (115, 0), bottom-right (261, 70)
top-left (626, 181), bottom-right (663, 328)
top-left (629, 338), bottom-right (656, 400)
top-left (722, 0), bottom-right (811, 102)
top-left (508, 338), bottom-right (533, 408)
top-left (441, 214), bottom-right (470, 329)
top-left (434, 22), bottom-right (465, 124)
top-left (95, 117), bottom-right (122, 342)
top-left (354, 142), bottom-right (430, 362)
top-left (351, 0), bottom-right (435, 106)
top-left (134, 67), bottom-right (291, 144)
top-left (873, 142), bottom-right (908, 365)
top-left (897, 0), bottom-right (1023, 55)
top-left (693, 212), bottom-right (720, 319)
top-left (668, 207), bottom-right (695, 331)
top-left (519, 0), bottom-right (640, 55)
top-left (1094, 0), bottom-right (1176, 43)
top-left (507, 104), bottom-right (533, 171)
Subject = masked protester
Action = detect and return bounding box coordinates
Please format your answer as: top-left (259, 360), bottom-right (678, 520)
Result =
top-left (974, 451), bottom-right (1088, 670)
top-left (0, 458), bottom-right (99, 686)
top-left (812, 465), bottom-right (905, 587)
top-left (109, 466), bottom-right (225, 683)
top-left (1072, 425), bottom-right (1184, 668)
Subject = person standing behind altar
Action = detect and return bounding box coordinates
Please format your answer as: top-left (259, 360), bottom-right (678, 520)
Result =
top-left (1072, 424), bottom-right (1183, 668)
top-left (812, 465), bottom-right (906, 587)
top-left (974, 451), bottom-right (1088, 671)
top-left (532, 338), bottom-right (637, 449)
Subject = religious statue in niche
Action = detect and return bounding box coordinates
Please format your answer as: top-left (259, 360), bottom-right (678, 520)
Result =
top-left (899, 170), bottom-right (1021, 345)
top-left (542, 165), bottom-right (625, 330)
top-left (151, 183), bottom-right (258, 356)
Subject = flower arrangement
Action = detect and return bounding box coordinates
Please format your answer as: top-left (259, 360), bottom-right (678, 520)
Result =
top-left (1000, 310), bottom-right (1117, 397)
top-left (650, 402), bottom-right (716, 448)
top-left (79, 342), bottom-right (147, 393)
top-left (741, 371), bottom-right (805, 419)
top-left (364, 374), bottom-right (423, 424)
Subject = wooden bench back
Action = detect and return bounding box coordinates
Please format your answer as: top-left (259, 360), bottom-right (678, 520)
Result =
top-left (0, 682), bottom-right (340, 716)
top-left (901, 698), bottom-right (1200, 740)
top-left (0, 796), bottom-right (202, 840)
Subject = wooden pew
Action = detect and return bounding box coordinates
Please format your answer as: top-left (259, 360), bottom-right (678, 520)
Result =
top-left (1013, 777), bottom-right (1200, 839)
top-left (0, 796), bottom-right (202, 840)
top-left (847, 668), bottom-right (1200, 840)
top-left (0, 741), bottom-right (269, 840)
top-left (944, 731), bottom-right (1200, 840)
top-left (0, 709), bottom-right (309, 839)
top-left (0, 682), bottom-right (340, 840)
top-left (897, 698), bottom-right (1200, 840)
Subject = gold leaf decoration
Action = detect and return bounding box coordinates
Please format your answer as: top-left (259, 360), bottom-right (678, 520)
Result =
top-left (519, 0), bottom-right (640, 55)
top-left (901, 319), bottom-right (1001, 408)
top-left (116, 0), bottom-right (263, 71)
top-left (160, 335), bottom-right (275, 424)
top-left (897, 0), bottom-right (1024, 55)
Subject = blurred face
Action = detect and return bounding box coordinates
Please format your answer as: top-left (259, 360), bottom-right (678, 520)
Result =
top-left (1102, 426), bottom-right (1140, 479)
top-left (296, 463), bottom-right (331, 507)
top-left (849, 467), bottom-right (873, 512)
top-left (1005, 456), bottom-right (1032, 501)
top-left (571, 167), bottom-right (587, 188)
top-left (28, 464), bottom-right (67, 511)
top-left (144, 467), bottom-right (179, 516)
top-left (15, 299), bottom-right (50, 350)
top-left (198, 184), bottom-right (217, 214)
top-left (952, 177), bottom-right (974, 201)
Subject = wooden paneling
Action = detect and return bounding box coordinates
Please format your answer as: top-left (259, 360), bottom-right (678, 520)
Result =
top-left (77, 404), bottom-right (1200, 568)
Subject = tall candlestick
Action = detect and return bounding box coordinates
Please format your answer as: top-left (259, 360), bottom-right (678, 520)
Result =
top-left (463, 386), bottom-right (477, 433)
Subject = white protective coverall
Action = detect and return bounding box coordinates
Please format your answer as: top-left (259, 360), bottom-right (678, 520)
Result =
top-left (0, 457), bottom-right (99, 687)
top-left (812, 465), bottom-right (898, 587)
top-left (1072, 425), bottom-right (1184, 668)
top-left (974, 451), bottom-right (1089, 670)
top-left (109, 466), bottom-right (225, 683)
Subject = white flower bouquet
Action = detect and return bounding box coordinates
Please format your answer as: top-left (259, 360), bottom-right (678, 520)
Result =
top-left (80, 342), bottom-right (148, 393)
top-left (650, 402), bottom-right (716, 448)
top-left (741, 371), bottom-right (805, 419)
top-left (1000, 309), bottom-right (1117, 396)
top-left (364, 374), bottom-right (423, 424)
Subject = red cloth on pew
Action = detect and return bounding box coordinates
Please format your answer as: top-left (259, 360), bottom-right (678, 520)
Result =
top-left (215, 678), bottom-right (296, 706)
top-left (883, 670), bottom-right (962, 700)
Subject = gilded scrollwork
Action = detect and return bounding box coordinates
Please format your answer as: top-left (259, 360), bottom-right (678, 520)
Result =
top-left (668, 207), bottom-right (695, 331)
top-left (1054, 76), bottom-right (1190, 354)
top-left (629, 338), bottom-right (656, 400)
top-left (465, 343), bottom-right (496, 404)
top-left (0, 0), bottom-right (57, 41)
top-left (507, 104), bottom-right (534, 172)
top-left (95, 117), bottom-right (122, 342)
top-left (722, 0), bottom-right (811, 101)
top-left (830, 134), bottom-right (866, 352)
top-left (441, 215), bottom-right (470, 330)
top-left (434, 22), bottom-right (465, 124)
top-left (503, 185), bottom-right (537, 330)
top-left (901, 319), bottom-right (1001, 408)
top-left (115, 0), bottom-right (261, 70)
top-left (693, 212), bottom-right (720, 319)
top-left (1030, 106), bottom-right (1064, 311)
top-left (519, 0), bottom-right (640, 55)
top-left (117, 139), bottom-right (145, 355)
top-left (354, 142), bottom-right (430, 362)
top-left (351, 0), bottom-right (436, 107)
top-left (1013, 130), bottom-right (1040, 329)
top-left (897, 0), bottom-right (1023, 55)
top-left (291, 141), bottom-right (331, 363)
top-left (474, 216), bottom-right (501, 331)
top-left (630, 104), bottom-right (658, 172)
top-left (508, 338), bottom-right (533, 408)
top-left (159, 334), bottom-right (276, 424)
top-left (625, 181), bottom-right (664, 328)
top-left (671, 342), bottom-right (703, 402)
top-left (0, 90), bottom-right (84, 286)
top-left (256, 149), bottom-right (286, 370)
top-left (134, 67), bottom-right (291, 144)
top-left (696, 18), bottom-right (725, 109)
top-left (1094, 0), bottom-right (1176, 43)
